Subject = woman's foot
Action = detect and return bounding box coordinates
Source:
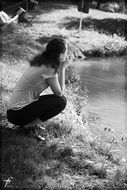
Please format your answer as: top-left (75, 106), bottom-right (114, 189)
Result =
top-left (33, 125), bottom-right (46, 141)
top-left (12, 125), bottom-right (46, 141)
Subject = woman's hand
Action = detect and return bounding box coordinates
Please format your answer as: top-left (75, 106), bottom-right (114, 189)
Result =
top-left (61, 54), bottom-right (74, 70)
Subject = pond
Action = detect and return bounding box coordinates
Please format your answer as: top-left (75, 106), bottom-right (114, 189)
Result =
top-left (72, 56), bottom-right (127, 138)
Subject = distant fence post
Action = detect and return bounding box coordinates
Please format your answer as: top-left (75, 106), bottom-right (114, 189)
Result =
top-left (26, 0), bottom-right (28, 12)
top-left (79, 0), bottom-right (84, 32)
top-left (78, 0), bottom-right (90, 33)
top-left (78, 0), bottom-right (90, 14)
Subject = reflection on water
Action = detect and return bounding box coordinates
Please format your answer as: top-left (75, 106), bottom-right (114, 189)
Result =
top-left (72, 56), bottom-right (127, 136)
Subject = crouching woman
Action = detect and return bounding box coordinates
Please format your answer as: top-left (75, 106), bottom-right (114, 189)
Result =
top-left (7, 38), bottom-right (72, 139)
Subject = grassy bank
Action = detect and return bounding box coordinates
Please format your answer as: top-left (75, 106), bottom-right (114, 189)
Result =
top-left (1, 2), bottom-right (127, 189)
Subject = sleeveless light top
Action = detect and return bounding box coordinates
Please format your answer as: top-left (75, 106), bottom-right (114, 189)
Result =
top-left (7, 65), bottom-right (56, 110)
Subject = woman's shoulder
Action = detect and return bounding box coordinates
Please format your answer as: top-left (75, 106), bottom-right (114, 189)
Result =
top-left (40, 65), bottom-right (56, 78)
top-left (27, 65), bottom-right (56, 79)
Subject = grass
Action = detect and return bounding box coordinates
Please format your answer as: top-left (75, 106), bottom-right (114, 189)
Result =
top-left (1, 2), bottom-right (127, 189)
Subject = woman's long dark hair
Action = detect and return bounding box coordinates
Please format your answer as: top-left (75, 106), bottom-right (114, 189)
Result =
top-left (30, 37), bottom-right (67, 72)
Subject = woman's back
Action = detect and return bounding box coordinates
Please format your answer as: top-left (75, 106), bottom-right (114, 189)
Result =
top-left (7, 65), bottom-right (56, 110)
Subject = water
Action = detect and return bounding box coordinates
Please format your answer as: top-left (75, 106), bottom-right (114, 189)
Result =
top-left (72, 56), bottom-right (127, 137)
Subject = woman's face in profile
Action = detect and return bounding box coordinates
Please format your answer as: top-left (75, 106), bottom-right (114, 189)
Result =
top-left (60, 43), bottom-right (68, 62)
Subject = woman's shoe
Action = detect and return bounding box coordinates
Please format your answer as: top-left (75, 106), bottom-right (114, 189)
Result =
top-left (11, 125), bottom-right (46, 141)
top-left (21, 126), bottom-right (46, 141)
top-left (33, 134), bottom-right (45, 141)
top-left (31, 125), bottom-right (46, 141)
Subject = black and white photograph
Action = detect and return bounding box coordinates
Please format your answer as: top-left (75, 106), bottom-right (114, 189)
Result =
top-left (0, 0), bottom-right (127, 189)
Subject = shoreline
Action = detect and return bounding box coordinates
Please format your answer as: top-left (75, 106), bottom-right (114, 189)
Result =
top-left (88, 111), bottom-right (127, 158)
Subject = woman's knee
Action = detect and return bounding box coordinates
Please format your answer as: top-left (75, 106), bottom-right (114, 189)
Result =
top-left (57, 95), bottom-right (67, 110)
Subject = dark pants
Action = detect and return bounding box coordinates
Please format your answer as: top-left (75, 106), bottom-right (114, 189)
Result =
top-left (7, 94), bottom-right (67, 126)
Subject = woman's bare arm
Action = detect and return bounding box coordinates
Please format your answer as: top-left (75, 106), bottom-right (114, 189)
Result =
top-left (46, 75), bottom-right (63, 96)
top-left (57, 55), bottom-right (73, 92)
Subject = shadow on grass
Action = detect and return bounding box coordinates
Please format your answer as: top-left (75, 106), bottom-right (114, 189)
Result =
top-left (62, 16), bottom-right (127, 39)
top-left (0, 119), bottom-right (73, 187)
top-left (1, 124), bottom-right (45, 187)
